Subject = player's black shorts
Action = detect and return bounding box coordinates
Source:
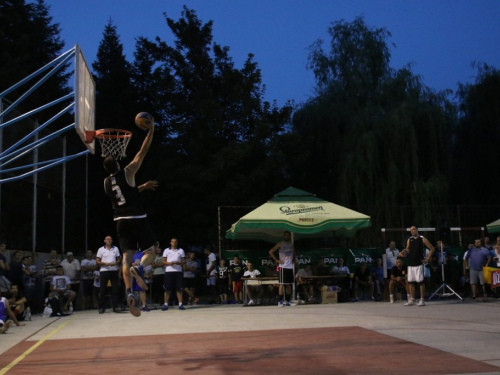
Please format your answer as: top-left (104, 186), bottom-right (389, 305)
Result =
top-left (116, 217), bottom-right (157, 253)
top-left (164, 272), bottom-right (184, 292)
top-left (279, 267), bottom-right (295, 284)
top-left (217, 279), bottom-right (229, 294)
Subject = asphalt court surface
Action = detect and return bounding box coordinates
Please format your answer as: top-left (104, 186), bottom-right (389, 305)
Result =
top-left (1, 300), bottom-right (500, 374)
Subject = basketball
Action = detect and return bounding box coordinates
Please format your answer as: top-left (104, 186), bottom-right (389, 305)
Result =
top-left (135, 112), bottom-right (153, 130)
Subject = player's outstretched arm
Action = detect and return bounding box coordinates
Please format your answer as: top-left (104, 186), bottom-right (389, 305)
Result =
top-left (126, 116), bottom-right (155, 177)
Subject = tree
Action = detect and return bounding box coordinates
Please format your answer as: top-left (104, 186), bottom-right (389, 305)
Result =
top-left (126, 7), bottom-right (293, 243)
top-left (453, 63), bottom-right (500, 205)
top-left (0, 0), bottom-right (69, 116)
top-left (291, 17), bottom-right (454, 241)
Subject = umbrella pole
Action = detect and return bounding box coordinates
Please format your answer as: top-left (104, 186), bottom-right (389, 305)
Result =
top-left (292, 232), bottom-right (297, 302)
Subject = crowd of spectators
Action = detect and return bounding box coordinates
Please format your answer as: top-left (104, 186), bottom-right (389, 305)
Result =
top-left (0, 234), bottom-right (498, 333)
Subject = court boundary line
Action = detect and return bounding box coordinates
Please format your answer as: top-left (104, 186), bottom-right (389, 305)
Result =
top-left (0, 317), bottom-right (72, 375)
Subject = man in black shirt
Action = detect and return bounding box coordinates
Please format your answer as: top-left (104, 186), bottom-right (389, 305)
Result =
top-left (399, 226), bottom-right (434, 306)
top-left (103, 114), bottom-right (158, 317)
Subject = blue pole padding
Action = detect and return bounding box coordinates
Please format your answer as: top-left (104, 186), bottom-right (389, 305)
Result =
top-left (0, 50), bottom-right (75, 120)
top-left (0, 93), bottom-right (74, 130)
top-left (0, 124), bottom-right (74, 164)
top-left (0, 103), bottom-right (74, 156)
top-left (0, 149), bottom-right (89, 184)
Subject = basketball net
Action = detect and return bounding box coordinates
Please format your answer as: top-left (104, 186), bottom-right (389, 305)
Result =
top-left (92, 129), bottom-right (132, 160)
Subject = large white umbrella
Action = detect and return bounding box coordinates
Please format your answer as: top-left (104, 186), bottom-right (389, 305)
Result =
top-left (226, 187), bottom-right (371, 243)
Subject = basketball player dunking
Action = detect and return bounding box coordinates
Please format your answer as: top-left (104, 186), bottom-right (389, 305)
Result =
top-left (269, 230), bottom-right (296, 306)
top-left (103, 115), bottom-right (158, 317)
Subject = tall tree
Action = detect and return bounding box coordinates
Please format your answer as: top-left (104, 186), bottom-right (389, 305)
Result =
top-left (128, 7), bottom-right (293, 243)
top-left (0, 0), bottom-right (69, 117)
top-left (291, 17), bottom-right (454, 241)
top-left (453, 63), bottom-right (500, 205)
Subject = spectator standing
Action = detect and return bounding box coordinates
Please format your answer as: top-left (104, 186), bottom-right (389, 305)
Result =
top-left (465, 239), bottom-right (491, 299)
top-left (161, 238), bottom-right (186, 311)
top-left (400, 226), bottom-right (434, 306)
top-left (96, 236), bottom-right (122, 314)
top-left (372, 258), bottom-right (384, 300)
top-left (269, 230), bottom-right (296, 307)
top-left (352, 262), bottom-right (374, 301)
top-left (229, 255), bottom-right (245, 304)
top-left (81, 250), bottom-right (98, 310)
top-left (385, 241), bottom-right (400, 278)
top-left (204, 247), bottom-right (218, 304)
top-left (42, 249), bottom-right (60, 297)
top-left (217, 259), bottom-right (229, 304)
top-left (8, 251), bottom-right (23, 291)
top-left (0, 243), bottom-right (11, 293)
top-left (21, 256), bottom-right (37, 309)
top-left (183, 252), bottom-right (199, 305)
top-left (151, 247), bottom-right (165, 306)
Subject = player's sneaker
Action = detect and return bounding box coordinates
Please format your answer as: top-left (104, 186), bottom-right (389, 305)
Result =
top-left (248, 300), bottom-right (255, 305)
top-left (161, 304), bottom-right (169, 311)
top-left (278, 300), bottom-right (284, 307)
top-left (284, 301), bottom-right (291, 306)
top-left (390, 295), bottom-right (395, 304)
top-left (127, 293), bottom-right (141, 317)
top-left (404, 299), bottom-right (415, 306)
top-left (130, 265), bottom-right (148, 291)
top-left (418, 299), bottom-right (426, 306)
top-left (141, 305), bottom-right (150, 312)
top-left (178, 305), bottom-right (186, 310)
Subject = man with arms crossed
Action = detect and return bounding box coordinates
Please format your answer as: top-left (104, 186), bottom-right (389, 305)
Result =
top-left (269, 230), bottom-right (296, 307)
top-left (399, 226), bottom-right (434, 306)
top-left (103, 114), bottom-right (159, 317)
top-left (465, 239), bottom-right (491, 299)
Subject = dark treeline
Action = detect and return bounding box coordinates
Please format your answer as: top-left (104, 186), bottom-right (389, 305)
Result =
top-left (1, 1), bottom-right (500, 251)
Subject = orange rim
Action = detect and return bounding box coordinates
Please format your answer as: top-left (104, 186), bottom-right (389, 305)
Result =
top-left (94, 128), bottom-right (132, 139)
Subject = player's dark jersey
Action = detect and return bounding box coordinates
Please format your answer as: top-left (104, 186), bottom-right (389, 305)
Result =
top-left (408, 235), bottom-right (425, 267)
top-left (104, 169), bottom-right (146, 220)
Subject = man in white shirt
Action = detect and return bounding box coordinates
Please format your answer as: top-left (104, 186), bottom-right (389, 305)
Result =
top-left (96, 236), bottom-right (122, 315)
top-left (385, 241), bottom-right (400, 278)
top-left (242, 261), bottom-right (261, 305)
top-left (204, 247), bottom-right (217, 304)
top-left (161, 238), bottom-right (186, 311)
top-left (61, 252), bottom-right (81, 296)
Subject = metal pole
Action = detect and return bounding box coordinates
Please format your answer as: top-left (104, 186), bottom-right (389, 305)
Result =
top-left (62, 136), bottom-right (66, 254)
top-left (0, 99), bottom-right (3, 231)
top-left (32, 121), bottom-right (38, 257)
top-left (217, 206), bottom-right (221, 257)
top-left (85, 153), bottom-right (88, 252)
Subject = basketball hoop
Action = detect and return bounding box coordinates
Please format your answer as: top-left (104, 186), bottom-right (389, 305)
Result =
top-left (91, 128), bottom-right (132, 160)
